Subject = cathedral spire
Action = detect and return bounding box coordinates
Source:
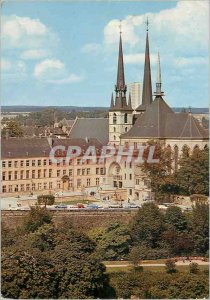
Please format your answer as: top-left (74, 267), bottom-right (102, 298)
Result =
top-left (154, 51), bottom-right (164, 97)
top-left (142, 22), bottom-right (153, 107)
top-left (115, 33), bottom-right (126, 93)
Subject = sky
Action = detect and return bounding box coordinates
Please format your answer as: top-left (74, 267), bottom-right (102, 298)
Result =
top-left (1, 0), bottom-right (209, 108)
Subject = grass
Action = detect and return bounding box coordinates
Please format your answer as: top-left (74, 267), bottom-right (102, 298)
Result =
top-left (104, 259), bottom-right (167, 265)
top-left (55, 199), bottom-right (97, 205)
top-left (105, 264), bottom-right (209, 274)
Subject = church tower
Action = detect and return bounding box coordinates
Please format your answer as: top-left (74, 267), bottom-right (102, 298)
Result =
top-left (109, 30), bottom-right (133, 144)
top-left (136, 19), bottom-right (153, 113)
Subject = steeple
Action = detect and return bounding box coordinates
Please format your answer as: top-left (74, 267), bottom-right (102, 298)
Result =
top-left (110, 93), bottom-right (114, 108)
top-left (142, 25), bottom-right (153, 107)
top-left (154, 51), bottom-right (164, 97)
top-left (128, 93), bottom-right (132, 110)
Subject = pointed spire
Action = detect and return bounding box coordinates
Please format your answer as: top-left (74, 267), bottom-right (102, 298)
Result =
top-left (115, 33), bottom-right (126, 93)
top-left (128, 93), bottom-right (132, 109)
top-left (110, 93), bottom-right (114, 108)
top-left (142, 28), bottom-right (153, 108)
top-left (154, 51), bottom-right (164, 97)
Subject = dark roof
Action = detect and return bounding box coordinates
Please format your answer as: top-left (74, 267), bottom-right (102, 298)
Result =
top-left (69, 118), bottom-right (109, 144)
top-left (122, 96), bottom-right (208, 139)
top-left (1, 137), bottom-right (104, 159)
top-left (1, 138), bottom-right (51, 159)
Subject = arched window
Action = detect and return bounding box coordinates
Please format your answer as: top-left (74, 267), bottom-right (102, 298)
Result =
top-left (125, 127), bottom-right (128, 132)
top-left (114, 127), bottom-right (116, 132)
top-left (113, 113), bottom-right (117, 124)
top-left (182, 145), bottom-right (190, 158)
top-left (174, 145), bottom-right (179, 172)
top-left (124, 113), bottom-right (128, 124)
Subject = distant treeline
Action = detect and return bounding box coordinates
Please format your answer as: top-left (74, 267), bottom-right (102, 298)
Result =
top-left (2, 106), bottom-right (209, 114)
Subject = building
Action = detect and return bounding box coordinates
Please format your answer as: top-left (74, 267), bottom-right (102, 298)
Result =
top-left (1, 25), bottom-right (208, 201)
top-left (128, 82), bottom-right (141, 110)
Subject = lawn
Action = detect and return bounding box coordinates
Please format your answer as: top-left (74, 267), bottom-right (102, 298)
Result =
top-left (105, 264), bottom-right (209, 273)
top-left (55, 199), bottom-right (97, 205)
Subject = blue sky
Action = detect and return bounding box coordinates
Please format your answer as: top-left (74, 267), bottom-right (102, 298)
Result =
top-left (1, 1), bottom-right (209, 107)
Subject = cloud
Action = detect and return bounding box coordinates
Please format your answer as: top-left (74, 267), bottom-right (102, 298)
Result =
top-left (124, 53), bottom-right (156, 65)
top-left (1, 59), bottom-right (12, 71)
top-left (103, 1), bottom-right (208, 54)
top-left (1, 59), bottom-right (27, 81)
top-left (173, 56), bottom-right (208, 68)
top-left (21, 49), bottom-right (50, 60)
top-left (2, 15), bottom-right (58, 49)
top-left (34, 59), bottom-right (82, 84)
top-left (82, 43), bottom-right (102, 54)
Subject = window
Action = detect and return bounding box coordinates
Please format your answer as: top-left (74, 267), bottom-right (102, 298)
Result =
top-left (129, 189), bottom-right (132, 196)
top-left (124, 113), bottom-right (128, 123)
top-left (26, 184), bottom-right (30, 191)
top-left (14, 171), bottom-right (18, 180)
top-left (114, 127), bottom-right (116, 132)
top-left (49, 159), bottom-right (52, 166)
top-left (96, 178), bottom-right (100, 185)
top-left (43, 159), bottom-right (47, 166)
top-left (44, 183), bottom-right (47, 189)
top-left (2, 161), bottom-right (6, 168)
top-left (77, 179), bottom-right (81, 188)
top-left (96, 168), bottom-right (99, 175)
top-left (38, 160), bottom-right (41, 166)
top-left (57, 161), bottom-right (60, 167)
top-left (113, 113), bottom-right (117, 124)
top-left (38, 183), bottom-right (42, 190)
top-left (82, 169), bottom-right (85, 176)
top-left (49, 182), bottom-right (53, 189)
top-left (8, 161), bottom-right (12, 167)
top-left (26, 170), bottom-right (30, 179)
top-left (129, 162), bottom-right (132, 168)
top-left (2, 172), bottom-right (6, 181)
top-left (14, 161), bottom-right (18, 168)
top-left (124, 161), bottom-right (126, 168)
top-left (20, 171), bottom-right (24, 179)
top-left (32, 170), bottom-right (35, 179)
top-left (69, 179), bottom-right (73, 188)
top-left (63, 170), bottom-right (66, 175)
top-left (125, 127), bottom-right (128, 132)
top-left (32, 160), bottom-right (36, 166)
top-left (63, 160), bottom-right (66, 166)
top-left (87, 178), bottom-right (91, 186)
top-left (77, 169), bottom-right (81, 176)
top-left (13, 185), bottom-right (18, 192)
top-left (87, 168), bottom-right (90, 175)
top-left (38, 170), bottom-right (41, 178)
top-left (114, 135), bottom-right (116, 141)
top-left (26, 160), bottom-right (30, 167)
top-left (136, 179), bottom-right (140, 185)
top-left (8, 171), bottom-right (12, 180)
top-left (100, 168), bottom-right (104, 175)
top-left (49, 169), bottom-right (52, 178)
top-left (77, 159), bottom-right (81, 165)
top-left (69, 169), bottom-right (73, 176)
top-left (124, 174), bottom-right (126, 180)
top-left (2, 185), bottom-right (6, 193)
top-left (9, 185), bottom-right (13, 192)
top-left (57, 182), bottom-right (61, 189)
top-left (129, 174), bottom-right (132, 180)
top-left (44, 169), bottom-right (47, 177)
top-left (32, 183), bottom-right (36, 191)
top-left (20, 160), bottom-right (24, 167)
top-left (20, 184), bottom-right (24, 191)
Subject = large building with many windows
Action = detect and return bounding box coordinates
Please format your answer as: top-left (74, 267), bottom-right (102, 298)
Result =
top-left (1, 27), bottom-right (208, 201)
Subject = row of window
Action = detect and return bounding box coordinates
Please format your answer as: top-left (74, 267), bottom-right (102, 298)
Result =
top-left (2, 169), bottom-right (53, 180)
top-left (2, 182), bottom-right (53, 193)
top-left (77, 178), bottom-right (100, 188)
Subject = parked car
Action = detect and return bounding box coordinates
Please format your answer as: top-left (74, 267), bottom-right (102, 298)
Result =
top-left (54, 204), bottom-right (67, 209)
top-left (77, 203), bottom-right (85, 208)
top-left (108, 204), bottom-right (122, 208)
top-left (86, 204), bottom-right (99, 209)
top-left (124, 204), bottom-right (140, 209)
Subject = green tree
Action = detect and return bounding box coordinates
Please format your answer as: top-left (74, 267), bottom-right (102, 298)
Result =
top-left (89, 223), bottom-right (131, 260)
top-left (37, 194), bottom-right (55, 208)
top-left (129, 246), bottom-right (143, 271)
top-left (2, 221), bottom-right (108, 299)
top-left (190, 203), bottom-right (209, 255)
top-left (177, 147), bottom-right (209, 195)
top-left (165, 206), bottom-right (187, 232)
top-left (189, 262), bottom-right (199, 274)
top-left (2, 120), bottom-right (23, 137)
top-left (130, 202), bottom-right (165, 248)
top-left (165, 259), bottom-right (177, 274)
top-left (23, 206), bottom-right (52, 232)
